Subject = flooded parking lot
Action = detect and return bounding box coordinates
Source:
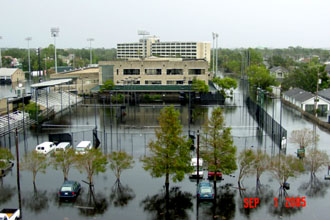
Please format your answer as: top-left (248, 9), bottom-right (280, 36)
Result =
top-left (1, 84), bottom-right (330, 220)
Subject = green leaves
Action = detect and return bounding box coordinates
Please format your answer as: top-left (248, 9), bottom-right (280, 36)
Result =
top-left (108, 151), bottom-right (134, 180)
top-left (192, 78), bottom-right (209, 93)
top-left (100, 79), bottom-right (115, 92)
top-left (20, 150), bottom-right (48, 185)
top-left (201, 107), bottom-right (237, 176)
top-left (75, 148), bottom-right (108, 184)
top-left (247, 65), bottom-right (278, 90)
top-left (52, 148), bottom-right (76, 180)
top-left (141, 106), bottom-right (192, 184)
top-left (212, 77), bottom-right (237, 97)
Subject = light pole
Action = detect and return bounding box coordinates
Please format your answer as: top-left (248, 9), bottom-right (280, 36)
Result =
top-left (215, 33), bottom-right (219, 76)
top-left (87, 38), bottom-right (94, 65)
top-left (0, 36), bottom-right (2, 68)
top-left (51, 27), bottom-right (59, 73)
top-left (212, 33), bottom-right (215, 75)
top-left (25, 37), bottom-right (32, 81)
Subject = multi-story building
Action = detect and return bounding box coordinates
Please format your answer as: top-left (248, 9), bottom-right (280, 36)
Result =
top-left (117, 36), bottom-right (211, 63)
top-left (99, 57), bottom-right (209, 86)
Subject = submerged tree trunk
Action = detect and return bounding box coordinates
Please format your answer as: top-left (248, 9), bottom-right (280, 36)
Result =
top-left (165, 172), bottom-right (170, 220)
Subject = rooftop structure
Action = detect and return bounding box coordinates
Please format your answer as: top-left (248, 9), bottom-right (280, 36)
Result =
top-left (0, 68), bottom-right (24, 84)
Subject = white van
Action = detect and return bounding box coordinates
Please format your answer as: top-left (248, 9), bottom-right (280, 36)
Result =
top-left (75, 141), bottom-right (92, 154)
top-left (54, 142), bottom-right (72, 154)
top-left (189, 157), bottom-right (204, 178)
top-left (35, 142), bottom-right (56, 154)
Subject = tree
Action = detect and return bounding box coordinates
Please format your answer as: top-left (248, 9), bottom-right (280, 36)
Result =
top-left (192, 78), bottom-right (209, 93)
top-left (252, 149), bottom-right (270, 189)
top-left (282, 64), bottom-right (329, 93)
top-left (0, 147), bottom-right (14, 169)
top-left (141, 106), bottom-right (192, 190)
top-left (237, 149), bottom-right (255, 189)
top-left (100, 79), bottom-right (115, 92)
top-left (51, 148), bottom-right (76, 181)
top-left (108, 151), bottom-right (134, 180)
top-left (304, 147), bottom-right (329, 179)
top-left (201, 107), bottom-right (237, 198)
top-left (75, 148), bottom-right (108, 186)
top-left (269, 154), bottom-right (304, 191)
top-left (289, 128), bottom-right (318, 150)
top-left (248, 65), bottom-right (278, 91)
top-left (20, 151), bottom-right (48, 187)
top-left (212, 77), bottom-right (237, 97)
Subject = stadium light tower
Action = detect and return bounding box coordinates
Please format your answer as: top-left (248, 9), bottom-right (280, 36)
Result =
top-left (138, 30), bottom-right (150, 58)
top-left (51, 27), bottom-right (59, 73)
top-left (25, 37), bottom-right (32, 81)
top-left (87, 38), bottom-right (94, 65)
top-left (0, 36), bottom-right (2, 68)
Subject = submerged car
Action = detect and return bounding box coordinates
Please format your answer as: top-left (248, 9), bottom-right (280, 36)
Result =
top-left (197, 181), bottom-right (214, 200)
top-left (208, 171), bottom-right (223, 180)
top-left (59, 181), bottom-right (81, 199)
top-left (189, 157), bottom-right (204, 178)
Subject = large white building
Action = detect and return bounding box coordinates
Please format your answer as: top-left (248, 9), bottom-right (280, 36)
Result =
top-left (117, 36), bottom-right (211, 63)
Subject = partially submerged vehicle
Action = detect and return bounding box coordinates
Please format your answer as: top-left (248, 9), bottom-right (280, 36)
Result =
top-left (35, 142), bottom-right (56, 154)
top-left (75, 141), bottom-right (92, 154)
top-left (189, 157), bottom-right (203, 178)
top-left (0, 208), bottom-right (20, 220)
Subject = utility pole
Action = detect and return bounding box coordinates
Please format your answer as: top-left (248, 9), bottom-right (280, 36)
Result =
top-left (197, 130), bottom-right (200, 185)
top-left (25, 37), bottom-right (32, 81)
top-left (215, 33), bottom-right (219, 76)
top-left (212, 33), bottom-right (215, 74)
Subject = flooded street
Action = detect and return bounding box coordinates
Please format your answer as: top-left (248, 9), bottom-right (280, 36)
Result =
top-left (1, 83), bottom-right (330, 220)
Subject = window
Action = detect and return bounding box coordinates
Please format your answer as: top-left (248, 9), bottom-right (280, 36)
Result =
top-left (167, 69), bottom-right (183, 75)
top-left (167, 80), bottom-right (175, 85)
top-left (145, 80), bottom-right (162, 85)
top-left (145, 69), bottom-right (162, 75)
top-left (123, 69), bottom-right (140, 75)
top-left (189, 69), bottom-right (205, 75)
top-left (176, 80), bottom-right (184, 85)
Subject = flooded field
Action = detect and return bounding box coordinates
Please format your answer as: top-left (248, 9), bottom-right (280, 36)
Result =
top-left (1, 84), bottom-right (330, 220)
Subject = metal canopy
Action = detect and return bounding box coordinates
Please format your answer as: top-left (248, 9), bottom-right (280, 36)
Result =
top-left (31, 79), bottom-right (72, 88)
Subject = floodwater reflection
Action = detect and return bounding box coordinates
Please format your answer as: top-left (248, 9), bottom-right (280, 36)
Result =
top-left (0, 183), bottom-right (16, 205)
top-left (199, 184), bottom-right (236, 220)
top-left (76, 187), bottom-right (109, 217)
top-left (299, 175), bottom-right (330, 198)
top-left (109, 179), bottom-right (135, 207)
top-left (141, 186), bottom-right (193, 220)
top-left (22, 188), bottom-right (50, 213)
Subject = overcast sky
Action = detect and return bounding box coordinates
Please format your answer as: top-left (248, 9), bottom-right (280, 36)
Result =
top-left (1, 0), bottom-right (329, 49)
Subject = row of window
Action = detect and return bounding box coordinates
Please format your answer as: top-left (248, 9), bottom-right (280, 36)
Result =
top-left (119, 80), bottom-right (194, 85)
top-left (121, 69), bottom-right (205, 75)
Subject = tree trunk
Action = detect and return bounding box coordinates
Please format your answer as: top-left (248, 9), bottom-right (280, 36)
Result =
top-left (165, 172), bottom-right (170, 220)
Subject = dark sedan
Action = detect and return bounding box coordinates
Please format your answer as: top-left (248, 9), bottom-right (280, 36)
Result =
top-left (59, 181), bottom-right (81, 199)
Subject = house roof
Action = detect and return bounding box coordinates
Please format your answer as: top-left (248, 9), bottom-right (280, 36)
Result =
top-left (270, 66), bottom-right (288, 73)
top-left (0, 68), bottom-right (19, 77)
top-left (283, 88), bottom-right (305, 97)
top-left (293, 91), bottom-right (314, 102)
top-left (319, 88), bottom-right (330, 101)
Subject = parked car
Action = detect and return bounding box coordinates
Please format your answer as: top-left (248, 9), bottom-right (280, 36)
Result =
top-left (54, 142), bottom-right (72, 154)
top-left (189, 157), bottom-right (203, 178)
top-left (75, 141), bottom-right (92, 154)
top-left (208, 171), bottom-right (223, 180)
top-left (197, 181), bottom-right (214, 200)
top-left (35, 142), bottom-right (56, 154)
top-left (59, 180), bottom-right (81, 199)
top-left (0, 160), bottom-right (14, 177)
top-left (0, 208), bottom-right (20, 220)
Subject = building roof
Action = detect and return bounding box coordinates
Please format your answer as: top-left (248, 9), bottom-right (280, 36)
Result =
top-left (270, 66), bottom-right (288, 73)
top-left (31, 79), bottom-right (73, 88)
top-left (293, 91), bottom-right (314, 103)
top-left (319, 88), bottom-right (330, 101)
top-left (0, 68), bottom-right (19, 77)
top-left (283, 88), bottom-right (305, 98)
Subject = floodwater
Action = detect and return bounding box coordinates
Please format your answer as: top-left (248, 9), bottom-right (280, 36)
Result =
top-left (1, 82), bottom-right (330, 220)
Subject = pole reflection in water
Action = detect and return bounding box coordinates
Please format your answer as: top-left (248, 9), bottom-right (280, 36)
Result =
top-left (15, 129), bottom-right (22, 219)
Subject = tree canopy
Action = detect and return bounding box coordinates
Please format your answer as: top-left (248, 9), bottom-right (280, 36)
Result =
top-left (212, 77), bottom-right (237, 97)
top-left (192, 78), bottom-right (209, 93)
top-left (100, 79), bottom-right (115, 92)
top-left (0, 147), bottom-right (14, 169)
top-left (248, 65), bottom-right (278, 91)
top-left (141, 106), bottom-right (192, 186)
top-left (51, 148), bottom-right (76, 181)
top-left (108, 151), bottom-right (134, 180)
